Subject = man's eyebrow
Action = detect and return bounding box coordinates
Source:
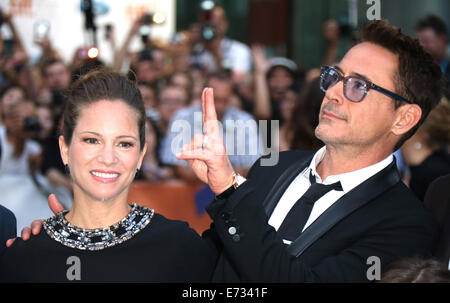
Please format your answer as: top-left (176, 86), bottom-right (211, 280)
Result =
top-left (351, 72), bottom-right (372, 83)
top-left (334, 65), bottom-right (373, 83)
top-left (332, 65), bottom-right (344, 73)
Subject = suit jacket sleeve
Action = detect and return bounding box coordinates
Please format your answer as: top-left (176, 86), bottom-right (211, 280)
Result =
top-left (205, 159), bottom-right (437, 282)
top-left (0, 206), bottom-right (16, 255)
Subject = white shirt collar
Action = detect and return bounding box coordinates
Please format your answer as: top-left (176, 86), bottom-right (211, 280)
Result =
top-left (306, 146), bottom-right (394, 193)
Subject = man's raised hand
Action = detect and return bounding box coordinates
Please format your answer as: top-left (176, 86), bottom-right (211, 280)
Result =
top-left (176, 88), bottom-right (235, 194)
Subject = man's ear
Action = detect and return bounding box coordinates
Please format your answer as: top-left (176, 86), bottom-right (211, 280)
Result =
top-left (59, 135), bottom-right (69, 166)
top-left (392, 104), bottom-right (422, 136)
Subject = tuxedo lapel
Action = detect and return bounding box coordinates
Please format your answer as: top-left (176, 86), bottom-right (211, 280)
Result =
top-left (263, 155), bottom-right (314, 216)
top-left (287, 160), bottom-right (401, 257)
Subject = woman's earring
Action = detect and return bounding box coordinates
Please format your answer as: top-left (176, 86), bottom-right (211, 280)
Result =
top-left (414, 142), bottom-right (422, 150)
top-left (64, 164), bottom-right (70, 174)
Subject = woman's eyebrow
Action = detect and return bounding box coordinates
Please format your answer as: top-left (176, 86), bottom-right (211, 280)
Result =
top-left (79, 132), bottom-right (137, 140)
top-left (117, 135), bottom-right (138, 141)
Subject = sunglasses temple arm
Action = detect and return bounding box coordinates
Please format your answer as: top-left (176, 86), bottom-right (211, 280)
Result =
top-left (371, 84), bottom-right (412, 104)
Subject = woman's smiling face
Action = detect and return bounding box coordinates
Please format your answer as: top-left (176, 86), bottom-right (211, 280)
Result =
top-left (60, 99), bottom-right (146, 202)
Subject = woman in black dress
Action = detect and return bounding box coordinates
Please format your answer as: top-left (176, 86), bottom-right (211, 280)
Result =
top-left (0, 71), bottom-right (215, 282)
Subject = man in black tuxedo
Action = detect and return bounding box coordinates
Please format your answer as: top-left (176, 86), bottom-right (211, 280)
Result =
top-left (177, 20), bottom-right (444, 282)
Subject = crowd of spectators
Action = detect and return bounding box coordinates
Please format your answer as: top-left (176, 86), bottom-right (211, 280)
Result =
top-left (0, 6), bottom-right (449, 274)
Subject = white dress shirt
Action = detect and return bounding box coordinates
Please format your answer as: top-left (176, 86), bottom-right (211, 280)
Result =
top-left (268, 146), bottom-right (394, 244)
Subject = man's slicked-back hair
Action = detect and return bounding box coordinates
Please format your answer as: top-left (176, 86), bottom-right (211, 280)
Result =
top-left (359, 20), bottom-right (445, 150)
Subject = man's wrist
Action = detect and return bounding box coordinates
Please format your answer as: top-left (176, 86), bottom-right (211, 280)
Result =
top-left (215, 173), bottom-right (246, 200)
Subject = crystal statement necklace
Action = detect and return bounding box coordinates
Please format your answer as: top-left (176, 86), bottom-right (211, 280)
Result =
top-left (43, 203), bottom-right (154, 251)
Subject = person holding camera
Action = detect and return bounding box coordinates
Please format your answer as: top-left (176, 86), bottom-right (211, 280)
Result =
top-left (190, 6), bottom-right (251, 82)
top-left (0, 100), bottom-right (54, 234)
top-left (0, 100), bottom-right (41, 176)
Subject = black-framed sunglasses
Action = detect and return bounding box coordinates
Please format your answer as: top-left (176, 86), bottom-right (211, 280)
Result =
top-left (320, 66), bottom-right (412, 104)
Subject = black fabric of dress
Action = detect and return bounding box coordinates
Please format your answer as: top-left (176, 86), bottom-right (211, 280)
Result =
top-left (0, 213), bottom-right (216, 283)
top-left (409, 149), bottom-right (450, 201)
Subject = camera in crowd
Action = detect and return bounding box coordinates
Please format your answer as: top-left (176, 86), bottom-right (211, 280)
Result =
top-left (199, 3), bottom-right (217, 42)
top-left (201, 23), bottom-right (217, 41)
top-left (23, 117), bottom-right (41, 134)
top-left (138, 12), bottom-right (166, 44)
top-left (336, 15), bottom-right (361, 41)
top-left (141, 12), bottom-right (166, 26)
top-left (33, 20), bottom-right (50, 43)
top-left (339, 22), bottom-right (357, 39)
top-left (76, 46), bottom-right (99, 61)
top-left (141, 13), bottom-right (154, 25)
